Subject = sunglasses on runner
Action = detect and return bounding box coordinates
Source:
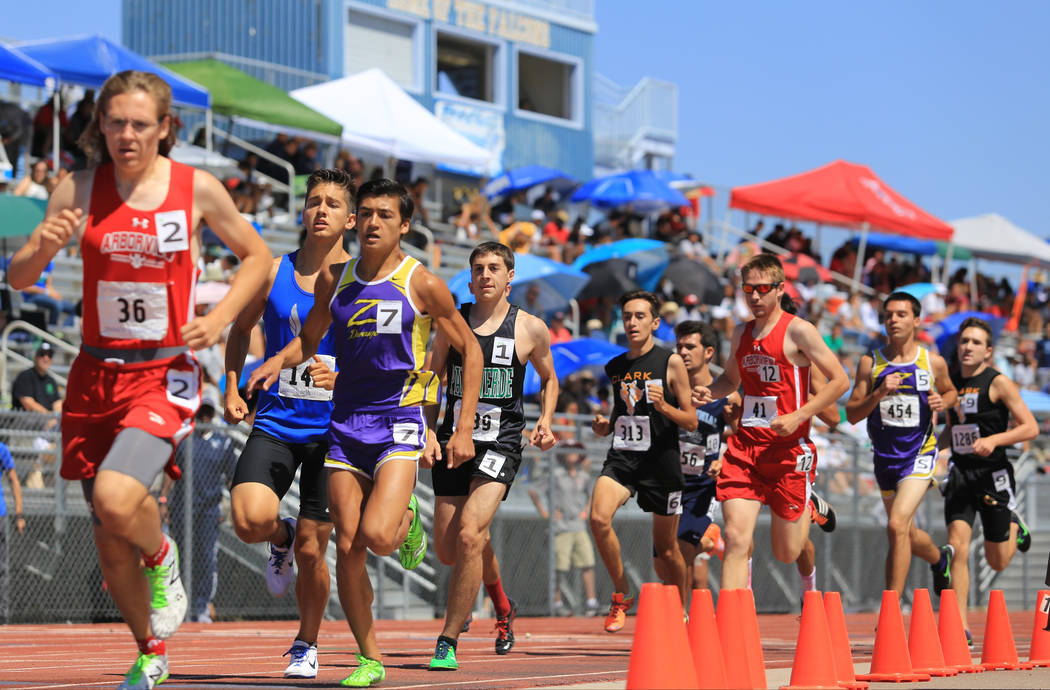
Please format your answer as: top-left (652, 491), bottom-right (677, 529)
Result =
top-left (741, 282), bottom-right (782, 294)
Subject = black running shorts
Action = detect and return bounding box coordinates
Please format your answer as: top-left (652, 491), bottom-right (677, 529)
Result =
top-left (600, 445), bottom-right (685, 516)
top-left (232, 428), bottom-right (330, 522)
top-left (943, 461), bottom-right (1015, 542)
top-left (431, 442), bottom-right (522, 500)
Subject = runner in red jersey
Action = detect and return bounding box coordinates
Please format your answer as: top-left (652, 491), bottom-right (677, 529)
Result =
top-left (8, 71), bottom-right (270, 690)
top-left (693, 254), bottom-right (848, 590)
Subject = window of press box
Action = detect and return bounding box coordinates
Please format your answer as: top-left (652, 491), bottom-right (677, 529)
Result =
top-left (436, 33), bottom-right (496, 103)
top-left (517, 52), bottom-right (575, 121)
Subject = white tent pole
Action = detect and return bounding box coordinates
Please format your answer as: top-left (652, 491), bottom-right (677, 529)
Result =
top-left (205, 109), bottom-right (213, 152)
top-left (941, 242), bottom-right (954, 284)
top-left (716, 210), bottom-right (731, 263)
top-left (969, 258), bottom-right (978, 306)
top-left (51, 88), bottom-right (60, 171)
top-left (852, 222), bottom-right (869, 291)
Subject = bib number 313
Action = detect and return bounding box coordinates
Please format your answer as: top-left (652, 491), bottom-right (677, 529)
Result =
top-left (613, 416), bottom-right (651, 451)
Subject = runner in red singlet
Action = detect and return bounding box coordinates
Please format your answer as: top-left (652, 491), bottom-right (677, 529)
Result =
top-left (8, 71), bottom-right (271, 690)
top-left (692, 254), bottom-right (848, 590)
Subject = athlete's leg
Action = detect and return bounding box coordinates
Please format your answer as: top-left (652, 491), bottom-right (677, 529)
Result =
top-left (93, 521), bottom-right (151, 639)
top-left (909, 523), bottom-right (942, 564)
top-left (293, 518), bottom-right (333, 645)
top-left (796, 539), bottom-right (816, 594)
top-left (588, 476), bottom-right (632, 594)
top-left (328, 469), bottom-right (381, 660)
top-left (653, 514), bottom-right (686, 607)
top-left (358, 460), bottom-right (418, 556)
top-left (441, 479), bottom-right (505, 640)
top-left (882, 478), bottom-right (931, 595)
top-left (231, 482), bottom-right (287, 545)
top-left (721, 498), bottom-right (761, 589)
top-left (769, 506), bottom-right (812, 564)
top-left (693, 554), bottom-right (710, 590)
top-left (679, 538), bottom-right (700, 600)
top-left (947, 519), bottom-right (973, 628)
top-left (433, 496), bottom-right (467, 566)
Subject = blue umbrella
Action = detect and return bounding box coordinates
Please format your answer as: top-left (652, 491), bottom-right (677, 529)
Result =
top-left (523, 338), bottom-right (627, 396)
top-left (483, 165), bottom-right (575, 199)
top-left (572, 239), bottom-right (670, 292)
top-left (446, 253), bottom-right (589, 316)
top-left (930, 311), bottom-right (1006, 352)
top-left (1020, 389), bottom-right (1050, 415)
top-left (849, 232), bottom-right (938, 256)
top-left (571, 170), bottom-right (689, 213)
top-left (897, 282), bottom-right (941, 300)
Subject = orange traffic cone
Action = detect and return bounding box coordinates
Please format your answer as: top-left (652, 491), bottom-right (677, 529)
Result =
top-left (687, 589), bottom-right (728, 689)
top-left (740, 588), bottom-right (767, 689)
top-left (823, 591), bottom-right (868, 690)
top-left (780, 591), bottom-right (840, 689)
top-left (980, 589), bottom-right (1019, 670)
top-left (717, 589), bottom-right (755, 689)
top-left (626, 583), bottom-right (681, 689)
top-left (908, 589), bottom-right (957, 677)
top-left (1026, 589), bottom-right (1050, 668)
top-left (855, 590), bottom-right (931, 682)
top-left (662, 585), bottom-right (700, 688)
top-left (938, 589), bottom-right (983, 673)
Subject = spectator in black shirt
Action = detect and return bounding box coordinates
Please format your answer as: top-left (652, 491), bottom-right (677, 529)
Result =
top-left (12, 343), bottom-right (62, 414)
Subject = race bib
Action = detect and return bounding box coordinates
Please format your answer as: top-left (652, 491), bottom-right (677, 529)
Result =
top-left (645, 379), bottom-right (663, 403)
top-left (453, 399), bottom-right (501, 443)
top-left (992, 468), bottom-right (1010, 493)
top-left (97, 281), bottom-right (168, 340)
top-left (961, 392), bottom-right (979, 417)
top-left (795, 446), bottom-right (814, 473)
top-left (705, 433), bottom-right (721, 455)
top-left (392, 422), bottom-right (420, 446)
top-left (679, 441), bottom-right (705, 475)
top-left (278, 354), bottom-right (335, 401)
top-left (757, 363), bottom-right (781, 383)
top-left (166, 368), bottom-right (199, 410)
top-left (478, 449), bottom-right (506, 478)
top-left (879, 395), bottom-right (919, 428)
top-left (613, 415), bottom-right (650, 451)
top-left (154, 209), bottom-right (189, 253)
top-left (741, 395), bottom-right (777, 428)
top-left (951, 423), bottom-right (980, 455)
top-left (375, 300), bottom-right (402, 334)
top-left (913, 453), bottom-right (934, 475)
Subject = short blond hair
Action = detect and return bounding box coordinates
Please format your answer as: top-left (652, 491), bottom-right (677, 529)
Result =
top-left (78, 70), bottom-right (176, 165)
top-left (740, 253), bottom-right (785, 284)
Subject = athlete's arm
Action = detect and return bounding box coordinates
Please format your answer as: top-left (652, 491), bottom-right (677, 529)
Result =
top-left (928, 353), bottom-right (958, 413)
top-left (771, 319), bottom-right (849, 436)
top-left (182, 170), bottom-right (272, 350)
top-left (845, 354), bottom-right (886, 424)
top-left (651, 353), bottom-right (697, 431)
top-left (693, 325), bottom-right (742, 405)
top-left (413, 268), bottom-right (482, 469)
top-left (224, 258), bottom-right (278, 423)
top-left (810, 373), bottom-right (843, 428)
top-left (523, 313), bottom-right (558, 450)
top-left (972, 374), bottom-right (1038, 456)
top-left (247, 262), bottom-right (339, 394)
top-left (420, 329), bottom-right (452, 468)
top-left (8, 173), bottom-right (83, 290)
top-left (722, 391), bottom-right (742, 434)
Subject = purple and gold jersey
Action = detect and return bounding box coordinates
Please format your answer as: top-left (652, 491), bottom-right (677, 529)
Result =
top-left (329, 255), bottom-right (439, 413)
top-left (867, 346), bottom-right (937, 462)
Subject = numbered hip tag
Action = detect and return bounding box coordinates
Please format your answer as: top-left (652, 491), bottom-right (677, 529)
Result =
top-left (453, 399), bottom-right (501, 442)
top-left (705, 433), bottom-right (721, 455)
top-left (992, 468), bottom-right (1010, 493)
top-left (644, 379), bottom-right (663, 403)
top-left (951, 423), bottom-right (980, 455)
top-left (795, 447), bottom-right (814, 473)
top-left (879, 394), bottom-right (920, 428)
top-left (155, 210), bottom-right (190, 253)
top-left (375, 300), bottom-right (403, 334)
top-left (679, 441), bottom-right (705, 475)
top-left (391, 422), bottom-right (420, 447)
top-left (166, 367), bottom-right (200, 410)
top-left (278, 354), bottom-right (335, 401)
top-left (666, 490), bottom-right (683, 515)
top-left (97, 281), bottom-right (168, 340)
top-left (613, 415), bottom-right (651, 451)
top-left (961, 393), bottom-right (979, 419)
top-left (478, 449), bottom-right (506, 479)
top-left (741, 395), bottom-right (777, 428)
top-left (915, 369), bottom-right (931, 392)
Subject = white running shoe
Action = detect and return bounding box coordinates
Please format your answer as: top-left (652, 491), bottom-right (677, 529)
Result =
top-left (144, 538), bottom-right (187, 640)
top-left (266, 517), bottom-right (296, 597)
top-left (283, 640), bottom-right (319, 679)
top-left (118, 653), bottom-right (169, 689)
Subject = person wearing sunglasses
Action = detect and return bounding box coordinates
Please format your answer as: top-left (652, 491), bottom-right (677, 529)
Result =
top-left (692, 254), bottom-right (848, 591)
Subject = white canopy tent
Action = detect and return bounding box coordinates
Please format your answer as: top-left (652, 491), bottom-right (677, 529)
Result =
top-left (290, 69), bottom-right (493, 170)
top-left (948, 214), bottom-right (1050, 268)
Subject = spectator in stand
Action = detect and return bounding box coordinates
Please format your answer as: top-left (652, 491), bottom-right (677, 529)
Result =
top-left (1013, 344), bottom-right (1038, 391)
top-left (67, 90), bottom-right (95, 170)
top-left (549, 311), bottom-right (572, 344)
top-left (0, 439), bottom-right (26, 624)
top-left (20, 260), bottom-right (77, 329)
top-left (678, 294), bottom-right (703, 323)
top-left (585, 317), bottom-right (606, 341)
top-left (765, 222), bottom-right (788, 247)
top-left (409, 177), bottom-right (430, 226)
top-left (823, 323), bottom-right (844, 355)
top-left (12, 343), bottom-right (62, 416)
top-left (858, 294), bottom-right (883, 348)
top-left (1036, 322), bottom-right (1050, 391)
top-left (679, 230), bottom-right (710, 263)
top-left (292, 141), bottom-right (319, 175)
top-left (13, 159), bottom-right (51, 200)
top-left (654, 212), bottom-right (683, 244)
top-left (542, 209), bottom-right (570, 263)
top-left (524, 283), bottom-right (543, 316)
top-left (533, 186), bottom-right (557, 214)
top-left (0, 100), bottom-right (31, 175)
top-left (946, 280), bottom-right (971, 314)
top-left (30, 98), bottom-right (69, 160)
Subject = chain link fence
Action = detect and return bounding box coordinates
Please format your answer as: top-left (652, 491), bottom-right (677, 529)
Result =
top-left (3, 409), bottom-right (1047, 624)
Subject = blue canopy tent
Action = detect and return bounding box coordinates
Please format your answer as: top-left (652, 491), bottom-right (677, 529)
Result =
top-left (17, 35), bottom-right (212, 168)
top-left (0, 41), bottom-right (55, 88)
top-left (571, 238), bottom-right (670, 292)
top-left (849, 231), bottom-right (937, 256)
top-left (523, 338), bottom-right (626, 396)
top-left (1020, 389), bottom-right (1050, 415)
top-left (446, 253), bottom-right (590, 317)
top-left (483, 165), bottom-right (575, 199)
top-left (572, 170), bottom-right (689, 213)
top-left (929, 311), bottom-right (1006, 354)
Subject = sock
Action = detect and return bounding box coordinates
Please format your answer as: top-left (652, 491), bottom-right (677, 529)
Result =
top-left (800, 566), bottom-right (817, 593)
top-left (293, 637), bottom-right (315, 649)
top-left (485, 578), bottom-right (512, 618)
top-left (137, 636), bottom-right (166, 656)
top-left (586, 597), bottom-right (598, 608)
top-left (438, 634), bottom-right (458, 651)
top-left (142, 536), bottom-right (170, 568)
top-left (747, 557), bottom-right (753, 590)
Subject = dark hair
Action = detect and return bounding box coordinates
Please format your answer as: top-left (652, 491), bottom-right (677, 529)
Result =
top-left (469, 241), bottom-right (514, 271)
top-left (780, 293), bottom-right (798, 314)
top-left (356, 178), bottom-right (414, 222)
top-left (675, 320), bottom-right (718, 350)
top-left (306, 168), bottom-right (355, 207)
top-left (619, 290), bottom-right (659, 318)
top-left (958, 316), bottom-right (994, 345)
top-left (884, 291), bottom-right (921, 317)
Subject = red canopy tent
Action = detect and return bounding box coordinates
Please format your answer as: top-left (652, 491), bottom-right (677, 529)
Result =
top-left (729, 160), bottom-right (953, 286)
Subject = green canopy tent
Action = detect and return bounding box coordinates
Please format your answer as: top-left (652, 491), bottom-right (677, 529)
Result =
top-left (0, 196), bottom-right (47, 240)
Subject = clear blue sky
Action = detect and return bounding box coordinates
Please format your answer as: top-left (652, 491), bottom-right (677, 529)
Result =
top-left (5, 1), bottom-right (1047, 246)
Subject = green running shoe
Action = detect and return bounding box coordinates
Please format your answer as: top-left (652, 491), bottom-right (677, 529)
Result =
top-left (429, 639), bottom-right (458, 670)
top-left (144, 538), bottom-right (187, 639)
top-left (118, 652), bottom-right (169, 689)
top-left (340, 654), bottom-right (385, 687)
top-left (398, 494), bottom-right (427, 570)
top-left (1013, 511), bottom-right (1032, 553)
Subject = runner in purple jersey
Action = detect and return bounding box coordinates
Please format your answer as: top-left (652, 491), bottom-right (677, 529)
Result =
top-left (249, 179), bottom-right (482, 688)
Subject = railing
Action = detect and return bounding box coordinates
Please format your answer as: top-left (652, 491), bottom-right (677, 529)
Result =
top-left (594, 74), bottom-right (678, 171)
